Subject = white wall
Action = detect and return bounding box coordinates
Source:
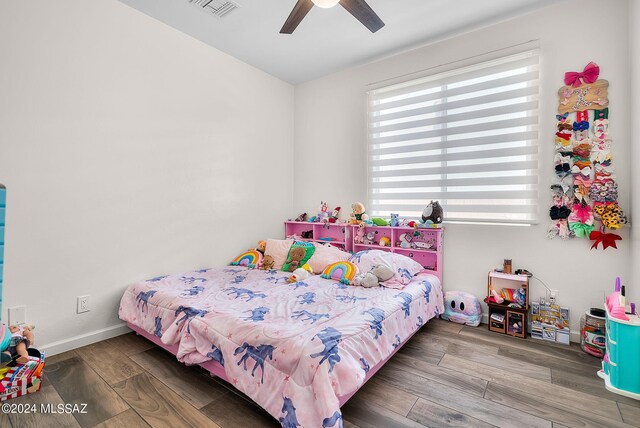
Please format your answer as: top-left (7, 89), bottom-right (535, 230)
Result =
top-left (631, 0), bottom-right (640, 300)
top-left (294, 0), bottom-right (633, 336)
top-left (0, 0), bottom-right (294, 352)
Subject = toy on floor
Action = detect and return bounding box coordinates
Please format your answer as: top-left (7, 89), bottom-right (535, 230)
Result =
top-left (349, 202), bottom-right (369, 225)
top-left (440, 291), bottom-right (482, 326)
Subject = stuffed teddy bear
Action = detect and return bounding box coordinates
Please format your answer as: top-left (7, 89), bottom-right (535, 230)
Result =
top-left (256, 240), bottom-right (267, 255)
top-left (353, 263), bottom-right (395, 288)
top-left (260, 255), bottom-right (275, 270)
top-left (349, 202), bottom-right (369, 225)
top-left (287, 247), bottom-right (307, 272)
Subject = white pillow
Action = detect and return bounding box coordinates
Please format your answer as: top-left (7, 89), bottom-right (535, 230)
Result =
top-left (264, 239), bottom-right (293, 270)
top-left (349, 249), bottom-right (424, 288)
top-left (307, 244), bottom-right (351, 274)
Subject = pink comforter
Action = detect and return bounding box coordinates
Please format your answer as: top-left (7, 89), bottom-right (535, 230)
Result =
top-left (119, 266), bottom-right (443, 428)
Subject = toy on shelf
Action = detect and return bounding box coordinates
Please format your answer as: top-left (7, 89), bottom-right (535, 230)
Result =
top-left (363, 231), bottom-right (376, 245)
top-left (316, 201), bottom-right (329, 223)
top-left (419, 201), bottom-right (443, 227)
top-left (301, 230), bottom-right (313, 239)
top-left (354, 223), bottom-right (365, 244)
top-left (371, 218), bottom-right (388, 226)
top-left (328, 207), bottom-right (341, 223)
top-left (349, 202), bottom-right (369, 225)
top-left (398, 232), bottom-right (412, 249)
top-left (378, 236), bottom-right (391, 247)
top-left (440, 291), bottom-right (482, 326)
top-left (294, 213), bottom-right (307, 222)
top-left (389, 213), bottom-right (399, 227)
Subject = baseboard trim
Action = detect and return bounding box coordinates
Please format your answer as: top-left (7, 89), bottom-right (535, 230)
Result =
top-left (39, 323), bottom-right (132, 356)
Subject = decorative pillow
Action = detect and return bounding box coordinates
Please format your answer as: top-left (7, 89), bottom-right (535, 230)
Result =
top-left (321, 261), bottom-right (358, 285)
top-left (307, 244), bottom-right (351, 273)
top-left (264, 239), bottom-right (293, 270)
top-left (230, 250), bottom-right (263, 269)
top-left (282, 241), bottom-right (316, 272)
top-left (349, 250), bottom-right (423, 288)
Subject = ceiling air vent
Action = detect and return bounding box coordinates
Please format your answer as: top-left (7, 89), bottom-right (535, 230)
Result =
top-left (188, 0), bottom-right (239, 18)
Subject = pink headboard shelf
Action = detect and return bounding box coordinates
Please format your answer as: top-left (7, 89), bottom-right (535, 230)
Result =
top-left (285, 221), bottom-right (444, 284)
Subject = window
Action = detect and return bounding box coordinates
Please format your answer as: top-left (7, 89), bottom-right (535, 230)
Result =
top-left (368, 50), bottom-right (540, 224)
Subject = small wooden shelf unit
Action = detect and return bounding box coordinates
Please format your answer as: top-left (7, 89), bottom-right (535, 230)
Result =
top-left (284, 221), bottom-right (443, 283)
top-left (487, 271), bottom-right (529, 339)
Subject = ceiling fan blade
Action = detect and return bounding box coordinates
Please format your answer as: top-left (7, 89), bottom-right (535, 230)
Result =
top-left (339, 0), bottom-right (384, 33)
top-left (280, 0), bottom-right (314, 34)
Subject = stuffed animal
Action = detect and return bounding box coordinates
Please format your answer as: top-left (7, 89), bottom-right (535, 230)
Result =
top-left (260, 255), bottom-right (275, 270)
top-left (2, 325), bottom-right (35, 364)
top-left (256, 240), bottom-right (267, 255)
top-left (372, 218), bottom-right (388, 226)
top-left (389, 213), bottom-right (399, 227)
top-left (421, 201), bottom-right (444, 225)
top-left (363, 231), bottom-right (376, 245)
top-left (287, 247), bottom-right (307, 272)
top-left (289, 266), bottom-right (312, 283)
top-left (349, 202), bottom-right (369, 225)
top-left (354, 223), bottom-right (365, 244)
top-left (295, 213), bottom-right (307, 222)
top-left (329, 207), bottom-right (341, 223)
top-left (379, 236), bottom-right (391, 247)
top-left (398, 233), bottom-right (412, 249)
top-left (301, 230), bottom-right (313, 239)
top-left (441, 291), bottom-right (482, 327)
top-left (353, 261), bottom-right (395, 288)
top-left (317, 201), bottom-right (329, 223)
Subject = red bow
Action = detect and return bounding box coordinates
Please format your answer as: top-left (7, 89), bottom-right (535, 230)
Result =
top-left (564, 62), bottom-right (600, 87)
top-left (589, 230), bottom-right (621, 250)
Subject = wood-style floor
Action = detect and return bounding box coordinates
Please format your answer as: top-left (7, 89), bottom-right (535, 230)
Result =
top-left (3, 318), bottom-right (638, 428)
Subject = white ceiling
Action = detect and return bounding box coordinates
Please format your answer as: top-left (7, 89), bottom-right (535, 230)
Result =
top-left (119, 0), bottom-right (564, 84)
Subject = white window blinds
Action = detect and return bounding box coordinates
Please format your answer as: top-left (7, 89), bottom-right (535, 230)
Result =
top-left (368, 50), bottom-right (540, 224)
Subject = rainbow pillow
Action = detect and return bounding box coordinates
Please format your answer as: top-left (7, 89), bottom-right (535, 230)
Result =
top-left (321, 261), bottom-right (358, 285)
top-left (230, 250), bottom-right (263, 269)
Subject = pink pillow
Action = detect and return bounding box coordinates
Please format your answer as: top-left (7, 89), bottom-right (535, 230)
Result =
top-left (349, 250), bottom-right (423, 288)
top-left (307, 244), bottom-right (351, 273)
top-left (264, 239), bottom-right (293, 270)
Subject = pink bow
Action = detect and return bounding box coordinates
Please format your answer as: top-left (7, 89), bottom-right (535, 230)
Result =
top-left (564, 62), bottom-right (600, 87)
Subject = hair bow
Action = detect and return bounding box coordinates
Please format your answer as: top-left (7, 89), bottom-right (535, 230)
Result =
top-left (556, 112), bottom-right (569, 122)
top-left (564, 62), bottom-right (600, 88)
top-left (549, 205), bottom-right (571, 220)
top-left (573, 121), bottom-right (589, 131)
top-left (571, 165), bottom-right (592, 176)
top-left (570, 203), bottom-right (593, 224)
top-left (570, 222), bottom-right (595, 238)
top-left (590, 230), bottom-right (622, 250)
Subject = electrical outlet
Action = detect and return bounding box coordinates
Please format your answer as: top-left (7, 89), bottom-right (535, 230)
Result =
top-left (77, 295), bottom-right (90, 314)
top-left (8, 306), bottom-right (26, 325)
top-left (549, 289), bottom-right (559, 304)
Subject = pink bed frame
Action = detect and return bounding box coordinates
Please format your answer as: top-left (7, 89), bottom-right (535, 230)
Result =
top-left (127, 317), bottom-right (428, 407)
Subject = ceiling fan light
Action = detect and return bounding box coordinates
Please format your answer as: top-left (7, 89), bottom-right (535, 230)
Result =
top-left (312, 0), bottom-right (340, 8)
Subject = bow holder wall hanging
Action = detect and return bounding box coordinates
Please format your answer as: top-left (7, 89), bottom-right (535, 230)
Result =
top-left (548, 62), bottom-right (627, 249)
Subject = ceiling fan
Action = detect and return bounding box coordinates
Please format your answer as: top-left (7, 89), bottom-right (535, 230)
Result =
top-left (280, 0), bottom-right (385, 34)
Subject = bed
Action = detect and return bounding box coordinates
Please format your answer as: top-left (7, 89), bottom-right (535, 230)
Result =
top-left (119, 265), bottom-right (443, 428)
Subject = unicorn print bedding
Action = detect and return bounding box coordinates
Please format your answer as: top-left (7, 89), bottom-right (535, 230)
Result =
top-left (119, 266), bottom-right (443, 428)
